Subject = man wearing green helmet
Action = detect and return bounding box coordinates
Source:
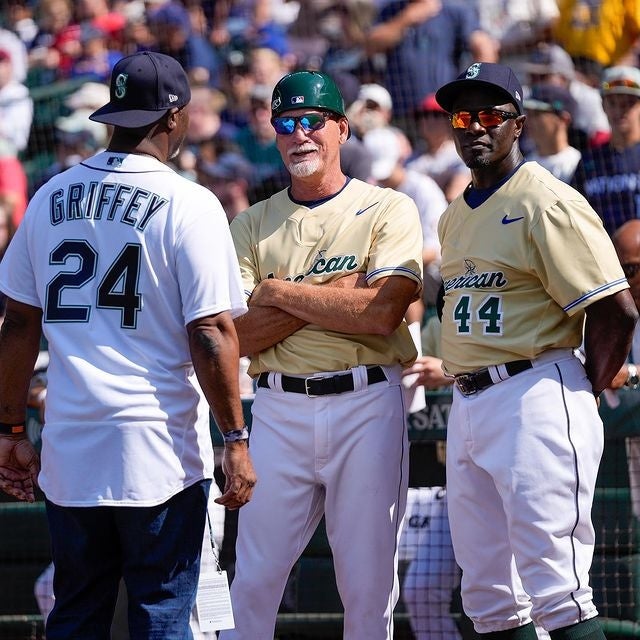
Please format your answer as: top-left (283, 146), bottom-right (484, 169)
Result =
top-left (219, 70), bottom-right (424, 639)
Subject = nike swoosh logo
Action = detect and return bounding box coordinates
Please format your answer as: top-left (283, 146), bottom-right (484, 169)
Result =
top-left (501, 215), bottom-right (524, 225)
top-left (356, 202), bottom-right (379, 216)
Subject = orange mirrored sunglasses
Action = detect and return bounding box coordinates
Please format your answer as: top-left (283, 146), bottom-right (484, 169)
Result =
top-left (450, 109), bottom-right (519, 129)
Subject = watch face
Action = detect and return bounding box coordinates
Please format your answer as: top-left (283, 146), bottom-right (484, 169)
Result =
top-left (626, 364), bottom-right (640, 388)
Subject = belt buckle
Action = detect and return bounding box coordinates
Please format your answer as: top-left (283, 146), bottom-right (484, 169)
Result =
top-left (304, 375), bottom-right (326, 397)
top-left (455, 374), bottom-right (477, 396)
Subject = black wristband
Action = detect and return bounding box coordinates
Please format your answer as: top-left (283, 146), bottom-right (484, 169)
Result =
top-left (0, 422), bottom-right (26, 435)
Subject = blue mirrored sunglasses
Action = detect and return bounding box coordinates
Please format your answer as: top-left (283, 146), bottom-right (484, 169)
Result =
top-left (271, 112), bottom-right (334, 135)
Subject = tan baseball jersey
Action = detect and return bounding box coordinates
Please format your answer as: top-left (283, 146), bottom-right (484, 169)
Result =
top-left (231, 178), bottom-right (424, 375)
top-left (438, 161), bottom-right (628, 375)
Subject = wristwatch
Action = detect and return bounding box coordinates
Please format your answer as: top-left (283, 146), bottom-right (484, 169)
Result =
top-left (626, 363), bottom-right (640, 390)
top-left (222, 427), bottom-right (250, 443)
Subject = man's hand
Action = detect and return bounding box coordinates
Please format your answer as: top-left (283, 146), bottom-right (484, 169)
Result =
top-left (401, 0), bottom-right (442, 27)
top-left (0, 435), bottom-right (40, 502)
top-left (402, 356), bottom-right (453, 390)
top-left (609, 364), bottom-right (630, 390)
top-left (215, 441), bottom-right (257, 510)
top-left (247, 278), bottom-right (280, 308)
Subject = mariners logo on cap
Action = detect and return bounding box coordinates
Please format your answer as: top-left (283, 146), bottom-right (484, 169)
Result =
top-left (465, 63), bottom-right (481, 79)
top-left (291, 96), bottom-right (305, 104)
top-left (272, 96), bottom-right (281, 111)
top-left (114, 73), bottom-right (128, 99)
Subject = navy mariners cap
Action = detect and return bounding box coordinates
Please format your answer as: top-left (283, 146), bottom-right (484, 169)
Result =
top-left (435, 62), bottom-right (524, 114)
top-left (89, 51), bottom-right (190, 128)
top-left (524, 83), bottom-right (577, 120)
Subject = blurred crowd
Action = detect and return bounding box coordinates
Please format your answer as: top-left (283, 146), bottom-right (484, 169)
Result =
top-left (1, 0), bottom-right (640, 317)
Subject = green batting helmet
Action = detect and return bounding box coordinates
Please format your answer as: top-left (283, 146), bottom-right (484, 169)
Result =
top-left (271, 70), bottom-right (347, 118)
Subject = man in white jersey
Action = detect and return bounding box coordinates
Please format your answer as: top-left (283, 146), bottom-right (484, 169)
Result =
top-left (219, 70), bottom-right (424, 640)
top-left (0, 51), bottom-right (256, 639)
top-left (434, 62), bottom-right (638, 640)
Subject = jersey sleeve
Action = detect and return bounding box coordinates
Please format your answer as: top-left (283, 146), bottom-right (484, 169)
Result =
top-left (366, 190), bottom-right (424, 287)
top-left (0, 200), bottom-right (40, 308)
top-left (175, 196), bottom-right (247, 324)
top-left (530, 198), bottom-right (628, 315)
top-left (229, 209), bottom-right (260, 300)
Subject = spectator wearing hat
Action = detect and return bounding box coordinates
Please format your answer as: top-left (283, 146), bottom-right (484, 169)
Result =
top-left (35, 111), bottom-right (107, 192)
top-left (233, 83), bottom-right (284, 185)
top-left (348, 82), bottom-right (394, 138)
top-left (407, 93), bottom-right (471, 202)
top-left (332, 71), bottom-right (375, 182)
top-left (363, 125), bottom-right (447, 312)
top-left (5, 0), bottom-right (38, 52)
top-left (347, 82), bottom-right (415, 177)
top-left (69, 23), bottom-right (123, 82)
top-left (573, 66), bottom-right (640, 237)
top-left (524, 83), bottom-right (581, 183)
top-left (64, 80), bottom-right (111, 113)
top-left (148, 1), bottom-right (222, 88)
top-left (0, 48), bottom-right (33, 155)
top-left (523, 43), bottom-right (610, 151)
top-left (197, 152), bottom-right (254, 223)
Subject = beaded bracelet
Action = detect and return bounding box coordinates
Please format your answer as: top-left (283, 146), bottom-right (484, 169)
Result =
top-left (222, 427), bottom-right (249, 443)
top-left (0, 422), bottom-right (26, 435)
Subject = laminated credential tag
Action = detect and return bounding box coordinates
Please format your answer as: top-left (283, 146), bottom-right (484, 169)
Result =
top-left (196, 565), bottom-right (235, 631)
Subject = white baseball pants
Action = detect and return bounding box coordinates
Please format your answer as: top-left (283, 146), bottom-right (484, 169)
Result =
top-left (220, 365), bottom-right (409, 640)
top-left (447, 350), bottom-right (602, 634)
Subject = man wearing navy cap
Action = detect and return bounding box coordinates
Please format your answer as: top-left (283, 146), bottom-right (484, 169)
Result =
top-left (435, 62), bottom-right (637, 640)
top-left (572, 66), bottom-right (640, 236)
top-left (0, 51), bottom-right (256, 638)
top-left (524, 83), bottom-right (581, 183)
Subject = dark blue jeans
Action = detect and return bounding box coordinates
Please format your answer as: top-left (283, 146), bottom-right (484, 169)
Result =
top-left (45, 480), bottom-right (211, 640)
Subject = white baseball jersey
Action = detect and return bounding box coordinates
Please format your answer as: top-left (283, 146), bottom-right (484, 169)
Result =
top-left (438, 161), bottom-right (628, 374)
top-left (0, 151), bottom-right (247, 506)
top-left (231, 178), bottom-right (424, 376)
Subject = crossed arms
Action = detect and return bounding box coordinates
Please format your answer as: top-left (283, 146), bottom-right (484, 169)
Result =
top-left (234, 272), bottom-right (421, 357)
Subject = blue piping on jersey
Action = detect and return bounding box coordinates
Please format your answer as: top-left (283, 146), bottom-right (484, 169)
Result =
top-left (563, 277), bottom-right (628, 312)
top-left (366, 266), bottom-right (421, 280)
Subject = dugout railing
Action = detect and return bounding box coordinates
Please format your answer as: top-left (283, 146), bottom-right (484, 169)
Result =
top-left (3, 390), bottom-right (640, 640)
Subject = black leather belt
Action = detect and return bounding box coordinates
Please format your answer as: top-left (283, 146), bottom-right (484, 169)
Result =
top-left (454, 360), bottom-right (532, 396)
top-left (257, 366), bottom-right (387, 397)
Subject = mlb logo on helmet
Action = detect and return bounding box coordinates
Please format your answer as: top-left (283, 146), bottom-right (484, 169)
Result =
top-left (270, 70), bottom-right (352, 139)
